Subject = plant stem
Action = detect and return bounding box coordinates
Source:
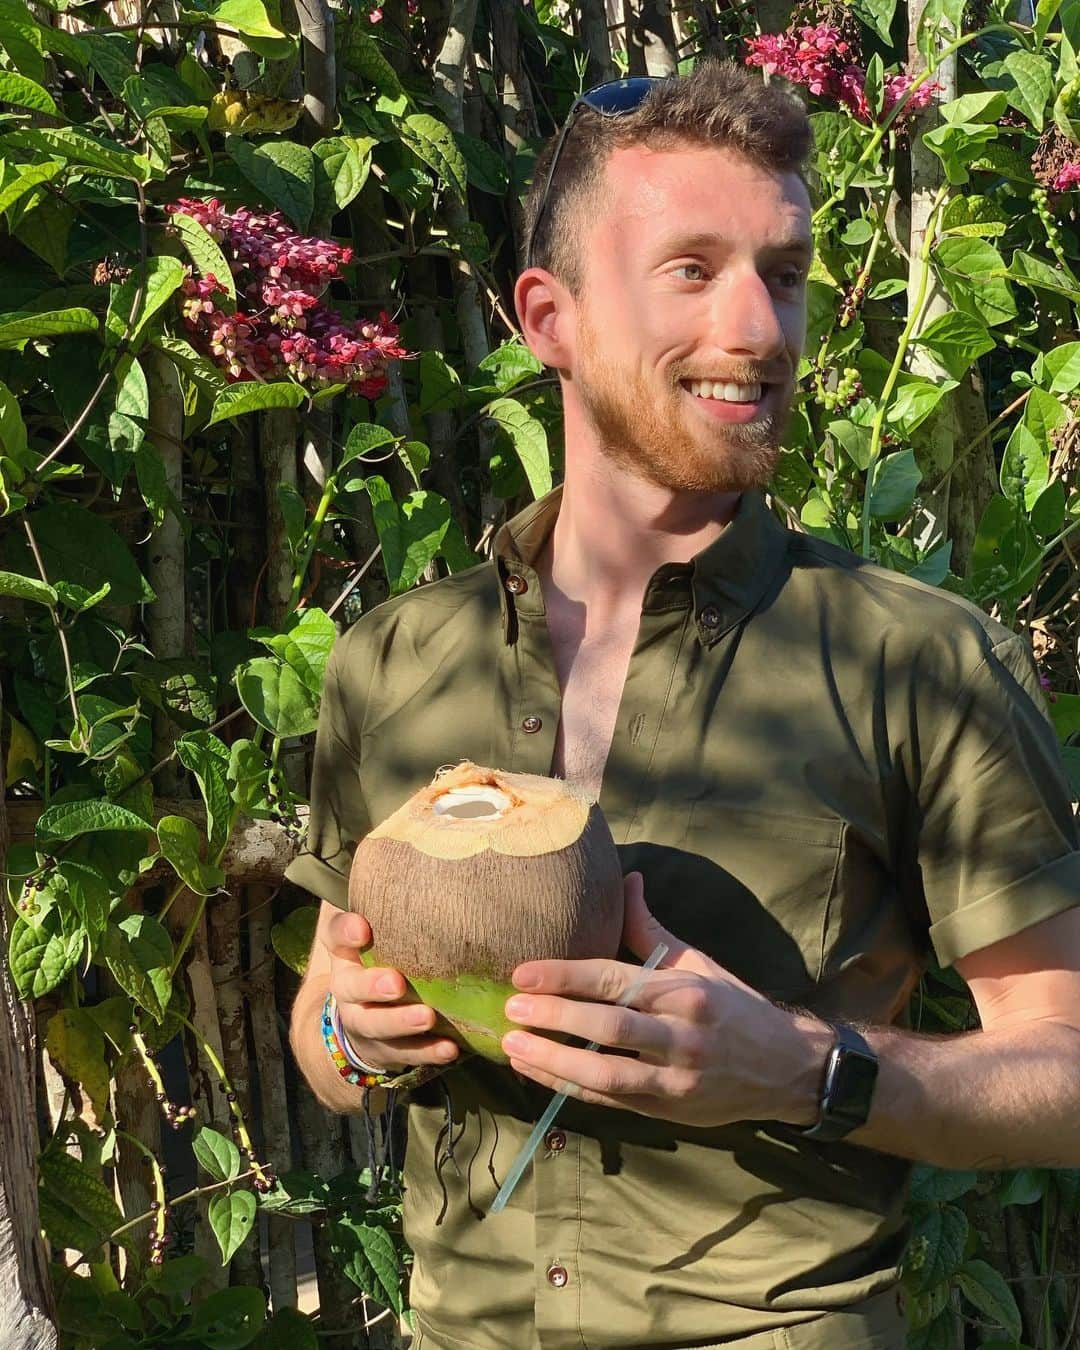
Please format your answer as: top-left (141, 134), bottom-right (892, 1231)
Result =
top-left (21, 518), bottom-right (81, 737)
top-left (289, 473), bottom-right (338, 610)
top-left (860, 183), bottom-right (950, 558)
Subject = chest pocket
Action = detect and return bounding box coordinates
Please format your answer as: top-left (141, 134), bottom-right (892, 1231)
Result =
top-left (624, 805), bottom-right (844, 1002)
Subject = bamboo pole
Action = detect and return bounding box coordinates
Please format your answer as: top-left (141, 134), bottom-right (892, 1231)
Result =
top-left (247, 891), bottom-right (298, 1311)
top-left (259, 409), bottom-right (301, 629)
top-left (0, 712), bottom-right (57, 1349)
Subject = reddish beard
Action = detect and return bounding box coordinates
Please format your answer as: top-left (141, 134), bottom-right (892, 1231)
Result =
top-left (573, 317), bottom-right (791, 494)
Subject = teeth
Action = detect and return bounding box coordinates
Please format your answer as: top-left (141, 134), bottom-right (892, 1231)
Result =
top-left (687, 380), bottom-right (762, 403)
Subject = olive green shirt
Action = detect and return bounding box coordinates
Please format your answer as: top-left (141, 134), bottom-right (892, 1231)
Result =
top-left (286, 487), bottom-right (1080, 1350)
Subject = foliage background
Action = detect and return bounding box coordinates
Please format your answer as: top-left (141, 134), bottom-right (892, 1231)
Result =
top-left (1, 0), bottom-right (1079, 1346)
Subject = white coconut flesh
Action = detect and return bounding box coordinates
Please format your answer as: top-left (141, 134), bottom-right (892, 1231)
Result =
top-left (431, 785), bottom-right (512, 820)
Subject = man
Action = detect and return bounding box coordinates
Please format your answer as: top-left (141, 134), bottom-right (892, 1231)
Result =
top-left (287, 59), bottom-right (1080, 1350)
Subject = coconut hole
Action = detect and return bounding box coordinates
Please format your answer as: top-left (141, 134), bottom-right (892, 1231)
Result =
top-left (432, 786), bottom-right (512, 820)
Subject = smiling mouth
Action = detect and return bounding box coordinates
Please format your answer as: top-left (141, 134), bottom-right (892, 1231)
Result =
top-left (680, 379), bottom-right (769, 404)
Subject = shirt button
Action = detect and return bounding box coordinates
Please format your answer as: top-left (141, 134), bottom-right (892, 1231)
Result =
top-left (546, 1264), bottom-right (569, 1288)
top-left (505, 573), bottom-right (528, 595)
top-left (544, 1129), bottom-right (566, 1153)
top-left (521, 715), bottom-right (542, 734)
top-left (700, 604), bottom-right (721, 630)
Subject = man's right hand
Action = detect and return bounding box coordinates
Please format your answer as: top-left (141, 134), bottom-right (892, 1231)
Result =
top-left (319, 906), bottom-right (460, 1071)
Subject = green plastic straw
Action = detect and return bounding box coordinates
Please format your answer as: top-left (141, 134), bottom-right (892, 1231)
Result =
top-left (490, 942), bottom-right (670, 1215)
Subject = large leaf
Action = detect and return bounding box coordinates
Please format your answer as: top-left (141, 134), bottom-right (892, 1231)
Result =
top-left (954, 1259), bottom-right (1022, 1340)
top-left (0, 308), bottom-right (96, 345)
top-left (182, 1284), bottom-right (265, 1348)
top-left (363, 477), bottom-right (454, 594)
top-left (869, 449), bottom-right (923, 520)
top-left (0, 69), bottom-right (57, 114)
top-left (37, 799), bottom-right (152, 843)
top-left (0, 158), bottom-right (63, 218)
top-left (399, 113), bottom-right (468, 200)
top-left (229, 138), bottom-right (315, 229)
top-left (486, 397), bottom-right (552, 499)
top-left (886, 379), bottom-right (958, 436)
top-left (2, 126), bottom-right (149, 181)
top-left (105, 256), bottom-right (187, 351)
top-left (329, 1212), bottom-right (405, 1314)
top-left (0, 569), bottom-right (56, 605)
top-left (1003, 51), bottom-right (1054, 131)
top-left (207, 382), bottom-right (307, 426)
top-left (170, 211), bottom-right (237, 303)
top-left (8, 501), bottom-right (153, 606)
top-left (39, 1150), bottom-right (127, 1257)
top-left (9, 909), bottom-right (84, 998)
top-left (258, 1308), bottom-right (319, 1350)
top-left (270, 905), bottom-right (318, 975)
top-left (906, 1204), bottom-right (969, 1293)
top-left (193, 1126), bottom-right (242, 1183)
top-left (174, 731), bottom-right (233, 855)
top-left (312, 135), bottom-right (375, 214)
top-left (851, 0), bottom-right (896, 42)
top-left (208, 1189), bottom-right (258, 1266)
top-left (255, 608), bottom-right (336, 696)
top-left (157, 815), bottom-right (226, 895)
top-left (45, 1007), bottom-right (110, 1127)
top-left (933, 237), bottom-right (1017, 328)
top-left (236, 657), bottom-right (320, 737)
top-left (339, 421), bottom-right (397, 468)
top-left (1035, 341), bottom-right (1080, 394)
top-left (914, 313), bottom-right (995, 381)
top-left (102, 913), bottom-right (174, 1023)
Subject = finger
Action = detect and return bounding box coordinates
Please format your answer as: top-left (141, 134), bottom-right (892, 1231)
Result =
top-left (321, 909), bottom-right (373, 962)
top-left (331, 962), bottom-right (415, 1007)
top-left (507, 1056), bottom-right (651, 1113)
top-left (349, 1034), bottom-right (461, 1070)
top-left (503, 993), bottom-right (673, 1060)
top-left (340, 998), bottom-right (442, 1044)
top-left (620, 873), bottom-right (692, 966)
top-left (502, 1031), bottom-right (663, 1100)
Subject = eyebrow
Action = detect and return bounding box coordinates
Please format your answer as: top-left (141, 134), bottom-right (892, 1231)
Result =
top-left (651, 230), bottom-right (815, 261)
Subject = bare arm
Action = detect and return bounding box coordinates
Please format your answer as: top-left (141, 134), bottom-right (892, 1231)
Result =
top-left (289, 900), bottom-right (460, 1115)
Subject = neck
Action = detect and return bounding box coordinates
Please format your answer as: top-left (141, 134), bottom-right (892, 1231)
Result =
top-left (537, 446), bottom-right (741, 614)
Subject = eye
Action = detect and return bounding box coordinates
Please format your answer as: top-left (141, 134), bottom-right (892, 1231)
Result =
top-left (673, 262), bottom-right (709, 283)
top-left (776, 267), bottom-right (806, 290)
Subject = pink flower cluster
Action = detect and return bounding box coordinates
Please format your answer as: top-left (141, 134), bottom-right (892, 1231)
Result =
top-left (1053, 162), bottom-right (1080, 192)
top-left (364, 0), bottom-right (418, 21)
top-left (166, 198), bottom-right (408, 396)
top-left (745, 25), bottom-right (939, 126)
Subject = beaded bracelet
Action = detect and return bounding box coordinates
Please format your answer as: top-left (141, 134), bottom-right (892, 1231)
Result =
top-left (321, 993), bottom-right (451, 1094)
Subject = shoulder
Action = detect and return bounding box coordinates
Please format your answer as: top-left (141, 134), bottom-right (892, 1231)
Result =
top-left (783, 530), bottom-right (1022, 680)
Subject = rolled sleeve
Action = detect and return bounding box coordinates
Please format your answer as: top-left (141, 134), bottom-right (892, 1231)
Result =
top-left (915, 633), bottom-right (1080, 966)
top-left (284, 644), bottom-right (371, 909)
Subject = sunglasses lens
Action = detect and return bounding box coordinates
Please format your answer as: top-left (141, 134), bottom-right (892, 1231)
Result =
top-left (581, 77), bottom-right (660, 115)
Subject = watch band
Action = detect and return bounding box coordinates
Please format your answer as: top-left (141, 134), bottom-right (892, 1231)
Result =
top-left (793, 1022), bottom-right (879, 1142)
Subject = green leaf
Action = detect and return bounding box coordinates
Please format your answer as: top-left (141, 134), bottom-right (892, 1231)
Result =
top-left (2, 126), bottom-right (149, 181)
top-left (419, 349), bottom-right (462, 413)
top-left (312, 135), bottom-right (374, 213)
top-left (329, 1212), bottom-right (404, 1314)
top-left (399, 113), bottom-right (468, 200)
top-left (105, 256), bottom-right (186, 351)
top-left (258, 1308), bottom-right (319, 1350)
top-left (1000, 423), bottom-right (1049, 510)
top-left (193, 1126), bottom-right (242, 1183)
top-left (0, 157), bottom-right (63, 217)
top-left (339, 421), bottom-right (397, 468)
top-left (476, 340), bottom-right (544, 392)
top-left (886, 379), bottom-right (958, 436)
top-left (934, 237), bottom-right (1017, 328)
top-left (362, 478), bottom-right (453, 594)
top-left (39, 1150), bottom-right (126, 1256)
top-left (344, 26), bottom-right (403, 96)
top-left (1003, 51), bottom-right (1054, 131)
top-left (270, 905), bottom-right (318, 975)
top-left (1048, 692), bottom-right (1080, 742)
top-left (37, 799), bottom-right (152, 842)
top-left (455, 130), bottom-right (511, 195)
top-left (174, 732), bottom-right (233, 856)
top-left (908, 1166), bottom-right (978, 1206)
top-left (0, 569), bottom-right (56, 605)
top-left (45, 1008), bottom-right (110, 1126)
top-left (1006, 249), bottom-right (1080, 302)
top-left (13, 192), bottom-right (72, 275)
top-left (170, 211), bottom-right (237, 303)
top-left (6, 501), bottom-right (154, 606)
top-left (1035, 341), bottom-right (1080, 394)
top-left (955, 1259), bottom-right (1022, 1340)
top-left (208, 1189), bottom-right (258, 1266)
top-left (997, 1167), bottom-right (1049, 1206)
top-left (906, 1204), bottom-right (969, 1292)
top-left (9, 909), bottom-right (83, 998)
top-left (236, 657), bottom-right (320, 737)
top-left (969, 494), bottom-right (1040, 604)
top-left (207, 382), bottom-right (306, 426)
top-left (940, 91), bottom-right (1008, 125)
top-left (828, 419), bottom-right (873, 471)
top-left (869, 448), bottom-right (923, 520)
top-left (183, 1283), bottom-right (265, 1348)
top-left (102, 913), bottom-right (174, 1023)
top-left (255, 608), bottom-right (337, 696)
top-left (486, 397), bottom-right (552, 499)
top-left (0, 69), bottom-right (57, 114)
top-left (1035, 0), bottom-right (1063, 43)
top-left (157, 815), bottom-right (226, 895)
top-left (914, 313), bottom-right (994, 380)
top-left (851, 0), bottom-right (896, 42)
top-left (227, 739), bottom-right (268, 814)
top-left (0, 307), bottom-right (96, 344)
top-left (1053, 73), bottom-right (1080, 144)
top-left (229, 138), bottom-right (315, 230)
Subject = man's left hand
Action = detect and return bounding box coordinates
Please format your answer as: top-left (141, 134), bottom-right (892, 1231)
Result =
top-left (501, 872), bottom-right (823, 1128)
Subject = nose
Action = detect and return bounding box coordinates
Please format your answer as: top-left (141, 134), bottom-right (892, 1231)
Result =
top-left (708, 265), bottom-right (788, 365)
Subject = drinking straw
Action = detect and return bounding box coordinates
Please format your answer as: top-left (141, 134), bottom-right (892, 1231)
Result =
top-left (490, 942), bottom-right (670, 1214)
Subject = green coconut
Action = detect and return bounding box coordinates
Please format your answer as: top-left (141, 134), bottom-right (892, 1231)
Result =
top-left (348, 761), bottom-right (625, 1062)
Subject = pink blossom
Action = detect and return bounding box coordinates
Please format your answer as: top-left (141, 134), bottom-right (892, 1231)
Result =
top-left (166, 199), bottom-right (409, 395)
top-left (1052, 161), bottom-right (1080, 192)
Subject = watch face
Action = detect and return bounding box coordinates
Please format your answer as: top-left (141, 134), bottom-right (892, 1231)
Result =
top-left (830, 1049), bottom-right (879, 1123)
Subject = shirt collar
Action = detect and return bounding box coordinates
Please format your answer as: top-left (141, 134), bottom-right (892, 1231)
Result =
top-left (491, 484), bottom-right (790, 647)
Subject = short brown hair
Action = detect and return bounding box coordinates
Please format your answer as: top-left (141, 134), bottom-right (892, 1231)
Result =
top-left (521, 59), bottom-right (813, 295)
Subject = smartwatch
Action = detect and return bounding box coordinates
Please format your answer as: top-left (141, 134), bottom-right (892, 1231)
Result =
top-left (793, 1022), bottom-right (879, 1142)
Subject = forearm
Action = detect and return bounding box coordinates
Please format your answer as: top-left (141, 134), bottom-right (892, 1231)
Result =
top-left (289, 970), bottom-right (388, 1116)
top-left (777, 1014), bottom-right (1080, 1169)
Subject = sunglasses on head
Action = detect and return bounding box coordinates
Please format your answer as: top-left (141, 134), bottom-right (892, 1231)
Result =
top-left (525, 76), bottom-right (664, 272)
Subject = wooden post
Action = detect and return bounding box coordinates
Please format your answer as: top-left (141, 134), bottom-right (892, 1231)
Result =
top-left (0, 717), bottom-right (57, 1349)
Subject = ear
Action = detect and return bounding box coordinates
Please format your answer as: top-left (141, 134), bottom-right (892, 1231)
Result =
top-left (514, 268), bottom-right (575, 371)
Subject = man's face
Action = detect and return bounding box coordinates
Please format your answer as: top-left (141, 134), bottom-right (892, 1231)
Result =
top-left (567, 142), bottom-right (811, 494)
